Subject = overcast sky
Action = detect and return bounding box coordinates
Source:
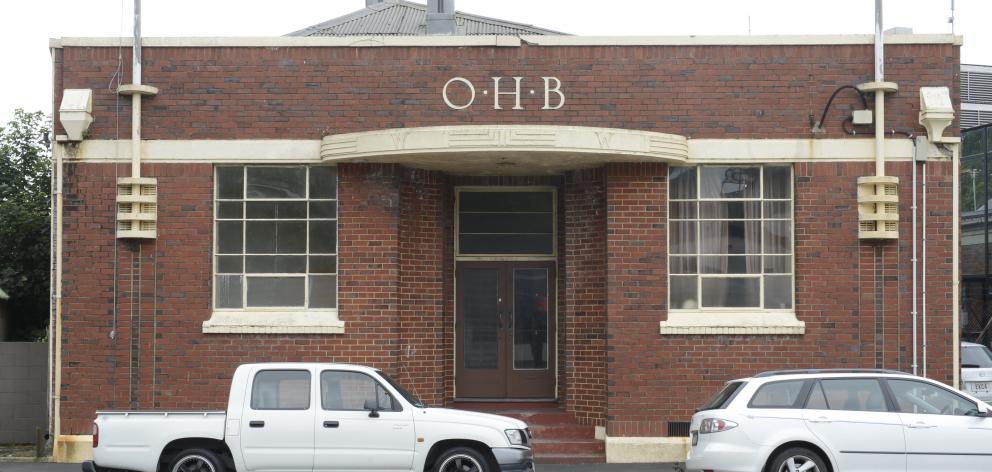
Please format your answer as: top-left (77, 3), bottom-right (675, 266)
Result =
top-left (0, 0), bottom-right (986, 123)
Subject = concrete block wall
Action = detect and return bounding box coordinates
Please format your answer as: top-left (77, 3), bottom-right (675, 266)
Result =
top-left (0, 342), bottom-right (48, 443)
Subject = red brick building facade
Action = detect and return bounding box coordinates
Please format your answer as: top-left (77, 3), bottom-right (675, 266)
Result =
top-left (51, 33), bottom-right (961, 462)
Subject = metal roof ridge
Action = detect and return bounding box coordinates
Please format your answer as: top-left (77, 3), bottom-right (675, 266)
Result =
top-left (286, 0), bottom-right (565, 37)
top-left (49, 34), bottom-right (963, 49)
top-left (284, 2), bottom-right (402, 37)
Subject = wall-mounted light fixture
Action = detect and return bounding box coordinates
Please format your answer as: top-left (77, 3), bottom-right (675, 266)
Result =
top-left (919, 87), bottom-right (955, 144)
top-left (58, 89), bottom-right (93, 141)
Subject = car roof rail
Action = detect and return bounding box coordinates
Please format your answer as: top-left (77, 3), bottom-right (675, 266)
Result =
top-left (752, 368), bottom-right (909, 378)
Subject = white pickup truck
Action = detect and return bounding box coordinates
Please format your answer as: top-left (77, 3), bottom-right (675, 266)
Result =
top-left (83, 363), bottom-right (534, 472)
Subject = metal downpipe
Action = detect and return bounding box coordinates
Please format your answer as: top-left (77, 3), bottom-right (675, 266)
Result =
top-left (922, 161), bottom-right (928, 377)
top-left (912, 148), bottom-right (919, 376)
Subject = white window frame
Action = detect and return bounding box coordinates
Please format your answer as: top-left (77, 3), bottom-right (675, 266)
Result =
top-left (204, 165), bottom-right (344, 334)
top-left (661, 164), bottom-right (805, 335)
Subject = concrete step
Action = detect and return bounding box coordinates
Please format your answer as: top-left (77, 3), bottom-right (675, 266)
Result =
top-left (529, 422), bottom-right (597, 440)
top-left (450, 401), bottom-right (560, 410)
top-left (451, 401), bottom-right (606, 464)
top-left (533, 438), bottom-right (606, 455)
top-left (497, 410), bottom-right (578, 425)
top-left (535, 452), bottom-right (608, 465)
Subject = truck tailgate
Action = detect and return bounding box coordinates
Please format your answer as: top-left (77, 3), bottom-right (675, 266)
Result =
top-left (94, 411), bottom-right (226, 472)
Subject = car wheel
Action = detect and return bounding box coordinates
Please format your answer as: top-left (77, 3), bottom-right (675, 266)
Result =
top-left (168, 448), bottom-right (226, 472)
top-left (434, 446), bottom-right (490, 472)
top-left (769, 447), bottom-right (828, 472)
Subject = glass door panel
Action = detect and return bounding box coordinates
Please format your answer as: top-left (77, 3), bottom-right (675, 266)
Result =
top-left (456, 262), bottom-right (556, 399)
top-left (455, 265), bottom-right (506, 398)
top-left (463, 268), bottom-right (500, 369)
top-left (513, 268), bottom-right (549, 370)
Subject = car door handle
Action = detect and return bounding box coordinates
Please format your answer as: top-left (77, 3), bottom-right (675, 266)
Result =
top-left (323, 421), bottom-right (340, 428)
top-left (808, 416), bottom-right (832, 424)
top-left (907, 422), bottom-right (936, 429)
top-left (249, 420), bottom-right (265, 428)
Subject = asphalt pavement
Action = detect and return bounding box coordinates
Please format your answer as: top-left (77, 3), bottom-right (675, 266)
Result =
top-left (0, 462), bottom-right (683, 472)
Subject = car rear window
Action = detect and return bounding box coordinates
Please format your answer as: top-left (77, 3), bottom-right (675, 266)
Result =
top-left (698, 381), bottom-right (745, 411)
top-left (962, 346), bottom-right (992, 368)
top-left (748, 380), bottom-right (807, 408)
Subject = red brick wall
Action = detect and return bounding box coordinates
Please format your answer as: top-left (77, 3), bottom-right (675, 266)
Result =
top-left (58, 158), bottom-right (958, 436)
top-left (59, 162), bottom-right (423, 433)
top-left (596, 160), bottom-right (956, 437)
top-left (53, 43), bottom-right (958, 141)
top-left (604, 163), bottom-right (669, 437)
top-left (564, 168), bottom-right (608, 426)
top-left (398, 168), bottom-right (446, 405)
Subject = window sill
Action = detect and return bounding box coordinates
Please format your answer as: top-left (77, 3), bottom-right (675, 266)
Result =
top-left (203, 310), bottom-right (345, 334)
top-left (659, 310), bottom-right (805, 335)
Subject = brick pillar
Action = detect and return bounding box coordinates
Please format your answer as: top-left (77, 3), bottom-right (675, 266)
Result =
top-left (604, 162), bottom-right (667, 437)
top-left (398, 168), bottom-right (446, 406)
top-left (564, 168), bottom-right (607, 426)
top-left (337, 163), bottom-right (402, 369)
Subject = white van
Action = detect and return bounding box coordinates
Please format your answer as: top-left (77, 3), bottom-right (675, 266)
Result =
top-left (962, 341), bottom-right (992, 402)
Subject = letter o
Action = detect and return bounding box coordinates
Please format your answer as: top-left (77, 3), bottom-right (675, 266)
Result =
top-left (442, 77), bottom-right (475, 110)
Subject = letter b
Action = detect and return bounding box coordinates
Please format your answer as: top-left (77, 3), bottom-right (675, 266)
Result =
top-left (543, 77), bottom-right (565, 110)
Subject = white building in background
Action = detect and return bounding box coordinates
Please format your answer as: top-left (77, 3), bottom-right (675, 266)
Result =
top-left (963, 64), bottom-right (992, 129)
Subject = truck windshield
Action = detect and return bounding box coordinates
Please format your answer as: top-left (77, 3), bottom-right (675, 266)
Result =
top-left (963, 345), bottom-right (992, 368)
top-left (380, 372), bottom-right (426, 408)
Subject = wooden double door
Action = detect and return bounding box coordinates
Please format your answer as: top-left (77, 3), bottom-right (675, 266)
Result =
top-left (455, 261), bottom-right (556, 399)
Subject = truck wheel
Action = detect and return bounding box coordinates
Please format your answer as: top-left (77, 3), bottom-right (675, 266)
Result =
top-left (168, 448), bottom-right (225, 472)
top-left (434, 447), bottom-right (490, 472)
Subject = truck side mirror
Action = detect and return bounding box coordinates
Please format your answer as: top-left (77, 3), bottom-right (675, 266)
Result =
top-left (364, 399), bottom-right (380, 418)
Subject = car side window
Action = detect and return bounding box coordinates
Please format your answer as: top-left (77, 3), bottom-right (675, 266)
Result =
top-left (321, 371), bottom-right (399, 412)
top-left (251, 370), bottom-right (311, 410)
top-left (817, 379), bottom-right (888, 412)
top-left (887, 379), bottom-right (979, 416)
top-left (749, 380), bottom-right (807, 408)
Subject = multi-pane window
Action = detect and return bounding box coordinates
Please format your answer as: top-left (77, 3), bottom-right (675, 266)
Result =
top-left (214, 166), bottom-right (337, 310)
top-left (669, 165), bottom-right (793, 310)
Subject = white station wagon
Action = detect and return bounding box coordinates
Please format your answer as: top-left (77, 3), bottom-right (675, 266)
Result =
top-left (686, 369), bottom-right (992, 472)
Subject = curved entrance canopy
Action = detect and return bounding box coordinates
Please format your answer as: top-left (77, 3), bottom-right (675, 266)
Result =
top-left (320, 125), bottom-right (688, 175)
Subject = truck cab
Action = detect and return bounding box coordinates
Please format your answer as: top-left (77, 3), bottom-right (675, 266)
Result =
top-left (85, 363), bottom-right (534, 472)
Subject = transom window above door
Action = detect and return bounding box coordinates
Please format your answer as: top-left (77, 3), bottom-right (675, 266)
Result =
top-left (456, 189), bottom-right (556, 257)
top-left (668, 165), bottom-right (793, 310)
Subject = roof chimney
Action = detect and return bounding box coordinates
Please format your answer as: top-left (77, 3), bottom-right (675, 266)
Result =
top-left (426, 0), bottom-right (456, 35)
top-left (366, 0), bottom-right (384, 6)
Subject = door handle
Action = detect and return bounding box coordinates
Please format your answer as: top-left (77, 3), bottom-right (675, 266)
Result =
top-left (249, 420), bottom-right (265, 428)
top-left (907, 422), bottom-right (936, 429)
top-left (323, 421), bottom-right (339, 428)
top-left (808, 416), bottom-right (831, 424)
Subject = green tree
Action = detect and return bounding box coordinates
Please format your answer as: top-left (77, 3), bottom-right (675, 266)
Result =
top-left (0, 109), bottom-right (51, 340)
